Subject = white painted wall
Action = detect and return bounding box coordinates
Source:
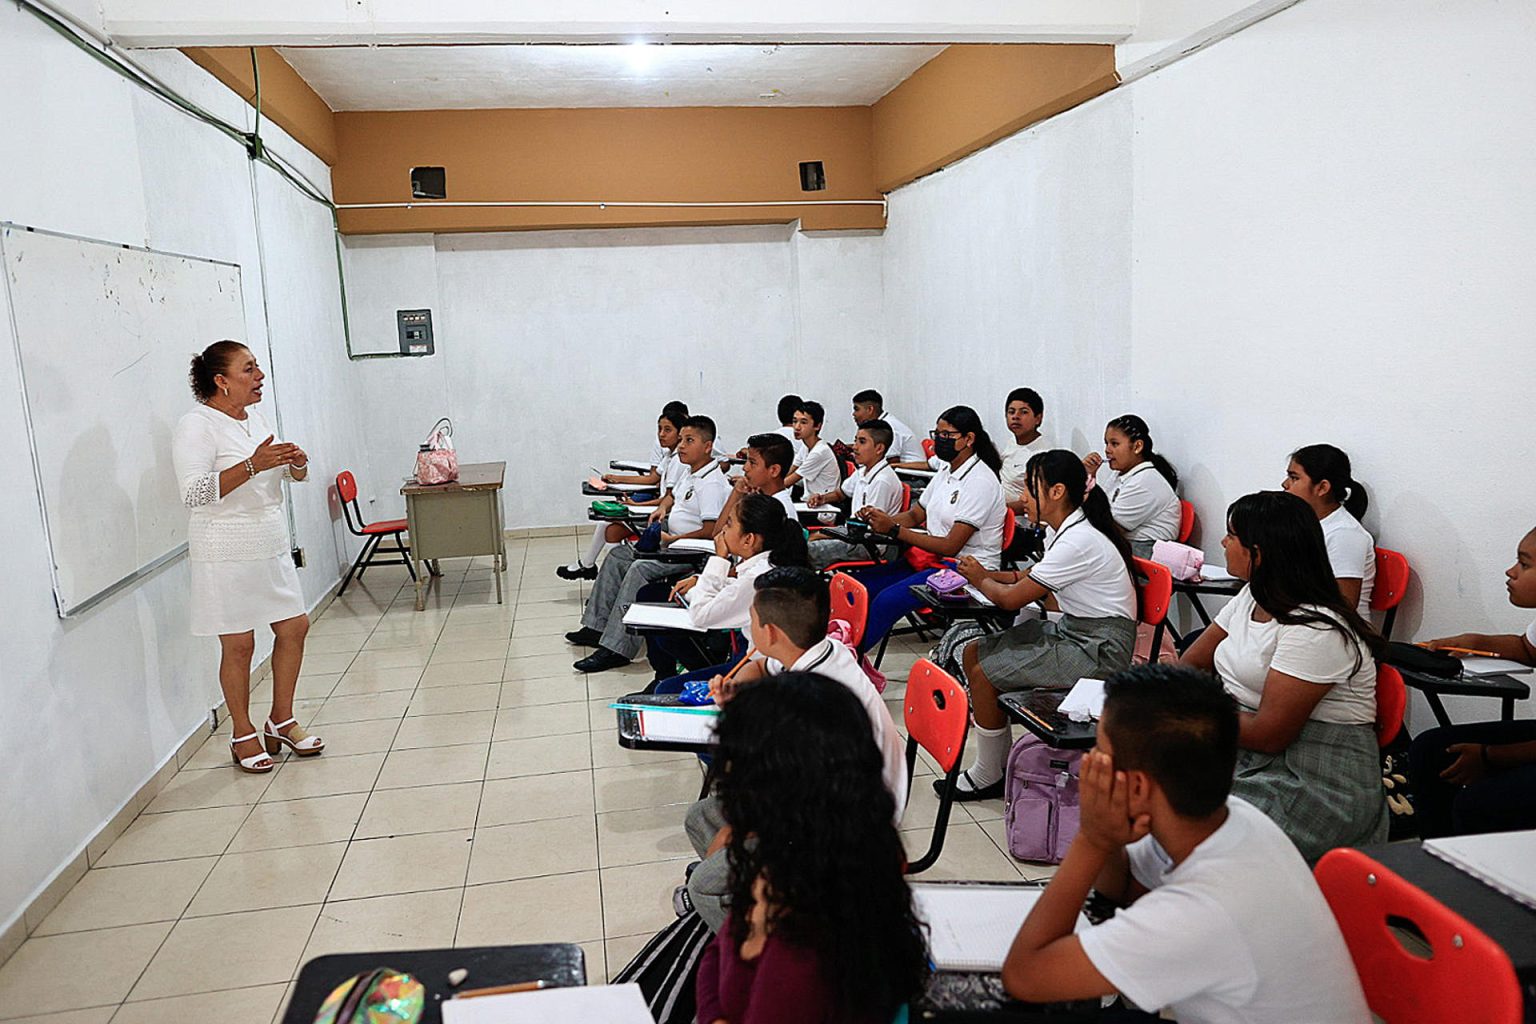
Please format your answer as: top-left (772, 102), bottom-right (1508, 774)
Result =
top-left (880, 0), bottom-right (1536, 722)
top-left (344, 224), bottom-right (883, 526)
top-left (0, 9), bottom-right (366, 934)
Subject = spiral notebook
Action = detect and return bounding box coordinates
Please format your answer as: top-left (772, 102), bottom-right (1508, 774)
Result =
top-left (912, 884), bottom-right (1088, 972)
top-left (1422, 830), bottom-right (1536, 909)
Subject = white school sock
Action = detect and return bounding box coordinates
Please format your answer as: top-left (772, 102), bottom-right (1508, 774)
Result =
top-left (580, 524), bottom-right (610, 567)
top-left (958, 722), bottom-right (1014, 791)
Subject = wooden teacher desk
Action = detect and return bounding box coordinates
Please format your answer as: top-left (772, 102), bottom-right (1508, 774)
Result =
top-left (401, 461), bottom-right (508, 611)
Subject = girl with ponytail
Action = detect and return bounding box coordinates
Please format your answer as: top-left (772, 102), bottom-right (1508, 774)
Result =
top-left (1283, 443), bottom-right (1376, 613)
top-left (940, 451), bottom-right (1139, 799)
top-left (1084, 414), bottom-right (1182, 557)
top-left (648, 494), bottom-right (809, 689)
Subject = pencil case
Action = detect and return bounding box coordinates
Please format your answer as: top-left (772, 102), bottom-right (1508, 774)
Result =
top-left (591, 500), bottom-right (630, 516)
top-left (925, 569), bottom-right (971, 601)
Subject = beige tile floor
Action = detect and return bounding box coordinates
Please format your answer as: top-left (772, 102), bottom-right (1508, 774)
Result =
top-left (0, 535), bottom-right (1049, 1023)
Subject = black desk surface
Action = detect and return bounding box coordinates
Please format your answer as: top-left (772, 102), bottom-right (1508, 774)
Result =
top-left (614, 692), bottom-right (717, 753)
top-left (1169, 576), bottom-right (1244, 596)
top-left (282, 943), bottom-right (586, 1024)
top-left (1397, 665), bottom-right (1532, 701)
top-left (1366, 842), bottom-right (1536, 1014)
top-left (998, 690), bottom-right (1096, 749)
top-left (908, 584), bottom-right (1015, 625)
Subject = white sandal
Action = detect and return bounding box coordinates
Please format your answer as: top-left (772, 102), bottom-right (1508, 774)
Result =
top-left (264, 717), bottom-right (325, 757)
top-left (230, 732), bottom-right (275, 773)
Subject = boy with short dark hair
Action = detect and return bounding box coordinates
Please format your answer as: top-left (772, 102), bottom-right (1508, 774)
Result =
top-left (850, 388), bottom-right (924, 464)
top-left (784, 400), bottom-right (839, 497)
top-left (1000, 663), bottom-right (1370, 1024)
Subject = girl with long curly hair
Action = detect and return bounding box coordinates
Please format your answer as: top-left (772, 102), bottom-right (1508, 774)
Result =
top-left (697, 671), bottom-right (929, 1023)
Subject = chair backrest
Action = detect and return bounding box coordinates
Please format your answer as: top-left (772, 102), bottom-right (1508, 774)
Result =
top-left (1002, 508), bottom-right (1017, 552)
top-left (1314, 848), bottom-right (1522, 1024)
top-left (900, 481), bottom-right (913, 512)
top-left (1177, 500), bottom-right (1196, 543)
top-left (336, 470), bottom-right (359, 504)
top-left (1131, 556), bottom-right (1174, 628)
top-left (1375, 663), bottom-right (1406, 748)
top-left (921, 437), bottom-right (935, 459)
top-left (904, 658), bottom-right (969, 775)
top-left (828, 572), bottom-right (869, 651)
top-left (1372, 547), bottom-right (1410, 612)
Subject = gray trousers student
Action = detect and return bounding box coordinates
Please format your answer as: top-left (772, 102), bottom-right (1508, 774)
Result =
top-left (808, 538), bottom-right (895, 571)
top-left (580, 544), bottom-right (688, 659)
top-left (684, 795), bottom-right (732, 933)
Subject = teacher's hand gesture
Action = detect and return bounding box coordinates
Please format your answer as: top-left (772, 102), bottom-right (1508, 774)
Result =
top-left (250, 435), bottom-right (302, 472)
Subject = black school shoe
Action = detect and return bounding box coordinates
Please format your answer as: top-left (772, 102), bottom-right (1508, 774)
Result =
top-left (574, 648), bottom-right (630, 673)
top-left (564, 626), bottom-right (603, 647)
top-left (936, 771), bottom-right (1004, 803)
top-left (556, 562), bottom-right (599, 581)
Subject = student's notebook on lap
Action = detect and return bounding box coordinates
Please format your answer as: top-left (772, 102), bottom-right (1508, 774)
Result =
top-left (912, 884), bottom-right (1089, 973)
top-left (441, 983), bottom-right (652, 1023)
top-left (1423, 830), bottom-right (1536, 909)
top-left (621, 603), bottom-right (705, 632)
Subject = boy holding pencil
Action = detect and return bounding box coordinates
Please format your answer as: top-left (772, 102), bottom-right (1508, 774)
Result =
top-left (677, 567), bottom-right (906, 931)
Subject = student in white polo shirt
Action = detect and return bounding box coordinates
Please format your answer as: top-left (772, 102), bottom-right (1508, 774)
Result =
top-left (1281, 443), bottom-right (1376, 614)
top-left (569, 415), bottom-right (733, 672)
top-left (771, 393), bottom-right (807, 467)
top-left (854, 405), bottom-right (1007, 655)
top-left (719, 432), bottom-right (797, 524)
top-left (851, 388), bottom-right (926, 464)
top-left (945, 450), bottom-right (1138, 798)
top-left (999, 387), bottom-right (1050, 510)
top-left (784, 400), bottom-right (841, 498)
top-left (1084, 414), bottom-right (1181, 558)
top-left (1001, 664), bottom-right (1371, 1024)
top-left (807, 418), bottom-right (906, 569)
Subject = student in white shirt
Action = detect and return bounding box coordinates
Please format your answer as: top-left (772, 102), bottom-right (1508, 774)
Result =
top-left (784, 400), bottom-right (841, 498)
top-left (1180, 490), bottom-right (1387, 862)
top-left (945, 450), bottom-right (1138, 798)
top-left (1084, 414), bottom-right (1181, 557)
top-left (807, 418), bottom-right (906, 569)
top-left (770, 393), bottom-right (807, 467)
top-left (1411, 525), bottom-right (1536, 838)
top-left (681, 566), bottom-right (906, 931)
top-left (1281, 443), bottom-right (1376, 614)
top-left (855, 405), bottom-right (1007, 654)
top-left (1001, 663), bottom-right (1371, 1024)
top-left (999, 387), bottom-right (1050, 511)
top-left (570, 416), bottom-right (733, 672)
top-left (851, 388), bottom-right (926, 464)
top-left (648, 494), bottom-right (809, 687)
top-left (719, 432), bottom-right (797, 524)
top-left (559, 401), bottom-right (689, 580)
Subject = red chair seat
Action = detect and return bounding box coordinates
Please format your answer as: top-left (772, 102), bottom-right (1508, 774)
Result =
top-left (361, 518), bottom-right (408, 535)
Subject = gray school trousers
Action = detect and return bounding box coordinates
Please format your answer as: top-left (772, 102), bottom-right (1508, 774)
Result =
top-left (580, 543), bottom-right (688, 659)
top-left (684, 795), bottom-right (731, 933)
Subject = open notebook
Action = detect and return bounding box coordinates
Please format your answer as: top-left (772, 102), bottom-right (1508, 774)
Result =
top-left (442, 983), bottom-right (652, 1023)
top-left (913, 884), bottom-right (1089, 973)
top-left (1423, 830), bottom-right (1536, 909)
top-left (612, 700), bottom-right (720, 744)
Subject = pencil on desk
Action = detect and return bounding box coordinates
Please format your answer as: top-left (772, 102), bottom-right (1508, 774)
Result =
top-left (1415, 643), bottom-right (1500, 658)
top-left (455, 980), bottom-right (549, 999)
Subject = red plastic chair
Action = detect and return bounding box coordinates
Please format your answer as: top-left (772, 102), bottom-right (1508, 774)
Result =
top-left (903, 658), bottom-right (971, 874)
top-left (828, 572), bottom-right (869, 651)
top-left (922, 437), bottom-right (936, 459)
top-left (1177, 500), bottom-right (1196, 543)
top-left (900, 481), bottom-right (913, 512)
top-left (336, 470), bottom-right (414, 594)
top-left (1132, 556), bottom-right (1175, 659)
top-left (1375, 663), bottom-right (1407, 748)
top-left (1371, 547), bottom-right (1411, 640)
top-left (1314, 848), bottom-right (1522, 1024)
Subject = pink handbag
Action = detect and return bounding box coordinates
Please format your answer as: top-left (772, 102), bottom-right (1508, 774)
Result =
top-left (414, 418), bottom-right (459, 485)
top-left (1150, 539), bottom-right (1204, 581)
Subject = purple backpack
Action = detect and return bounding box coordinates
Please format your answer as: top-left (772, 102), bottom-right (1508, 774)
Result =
top-left (1003, 734), bottom-right (1083, 864)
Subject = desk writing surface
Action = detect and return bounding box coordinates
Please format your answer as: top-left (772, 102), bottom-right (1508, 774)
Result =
top-left (402, 461), bottom-right (506, 495)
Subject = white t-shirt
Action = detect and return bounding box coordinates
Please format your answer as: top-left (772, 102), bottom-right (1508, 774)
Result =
top-left (847, 462), bottom-right (905, 516)
top-left (1319, 507), bottom-right (1376, 615)
top-left (763, 486), bottom-right (796, 519)
top-left (773, 425), bottom-right (807, 467)
top-left (649, 440), bottom-right (669, 465)
top-left (668, 462), bottom-right (732, 536)
top-left (1527, 619), bottom-right (1536, 648)
top-left (659, 451), bottom-right (687, 493)
top-left (1030, 510), bottom-right (1137, 620)
top-left (795, 439), bottom-right (841, 496)
top-left (881, 413), bottom-right (927, 464)
top-left (1077, 797), bottom-right (1371, 1024)
top-left (1212, 587), bottom-right (1376, 726)
top-left (1000, 435), bottom-right (1051, 502)
top-left (767, 637), bottom-right (907, 817)
top-left (1101, 462), bottom-right (1181, 544)
top-left (172, 404), bottom-right (296, 562)
top-left (920, 456), bottom-right (1007, 570)
top-left (688, 551), bottom-right (777, 645)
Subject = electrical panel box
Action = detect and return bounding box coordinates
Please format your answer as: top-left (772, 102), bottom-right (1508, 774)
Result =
top-left (397, 309), bottom-right (434, 356)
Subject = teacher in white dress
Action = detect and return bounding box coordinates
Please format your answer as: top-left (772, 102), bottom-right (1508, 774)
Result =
top-left (172, 340), bottom-right (324, 773)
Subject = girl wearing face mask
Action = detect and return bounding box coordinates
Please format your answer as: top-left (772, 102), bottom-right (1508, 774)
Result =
top-left (1409, 527), bottom-right (1536, 838)
top-left (856, 405), bottom-right (1007, 656)
top-left (1281, 444), bottom-right (1375, 614)
top-left (1083, 414), bottom-right (1180, 558)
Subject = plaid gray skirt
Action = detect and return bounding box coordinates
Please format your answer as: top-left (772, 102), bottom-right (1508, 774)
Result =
top-left (964, 613), bottom-right (1137, 692)
top-left (1232, 718), bottom-right (1388, 864)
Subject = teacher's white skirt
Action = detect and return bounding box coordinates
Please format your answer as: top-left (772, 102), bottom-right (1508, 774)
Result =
top-left (190, 555), bottom-right (307, 636)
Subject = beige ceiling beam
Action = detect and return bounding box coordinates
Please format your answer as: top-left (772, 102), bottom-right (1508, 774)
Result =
top-left (105, 0), bottom-right (1137, 47)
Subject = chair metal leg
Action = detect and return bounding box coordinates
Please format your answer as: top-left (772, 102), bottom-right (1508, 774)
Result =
top-left (338, 535), bottom-right (375, 595)
top-left (354, 534), bottom-right (381, 581)
top-left (396, 534), bottom-right (417, 580)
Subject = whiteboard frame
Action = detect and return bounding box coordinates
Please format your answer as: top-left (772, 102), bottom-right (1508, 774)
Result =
top-left (0, 223), bottom-right (246, 618)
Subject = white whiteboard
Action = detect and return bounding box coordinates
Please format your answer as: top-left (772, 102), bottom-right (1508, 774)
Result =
top-left (1, 225), bottom-right (248, 616)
